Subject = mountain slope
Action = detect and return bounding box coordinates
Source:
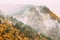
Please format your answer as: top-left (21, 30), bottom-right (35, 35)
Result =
top-left (12, 5), bottom-right (60, 40)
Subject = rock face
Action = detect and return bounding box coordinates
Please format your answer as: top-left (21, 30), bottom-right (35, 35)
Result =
top-left (13, 5), bottom-right (60, 40)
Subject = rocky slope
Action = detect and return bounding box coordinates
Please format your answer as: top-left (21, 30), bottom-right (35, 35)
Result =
top-left (12, 5), bottom-right (60, 40)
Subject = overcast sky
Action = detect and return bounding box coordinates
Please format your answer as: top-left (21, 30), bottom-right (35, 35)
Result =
top-left (0, 0), bottom-right (60, 17)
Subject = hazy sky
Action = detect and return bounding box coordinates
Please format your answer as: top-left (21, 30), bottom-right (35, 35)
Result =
top-left (0, 0), bottom-right (60, 17)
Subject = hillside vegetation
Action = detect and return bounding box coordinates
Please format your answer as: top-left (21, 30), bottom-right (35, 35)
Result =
top-left (0, 15), bottom-right (51, 40)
